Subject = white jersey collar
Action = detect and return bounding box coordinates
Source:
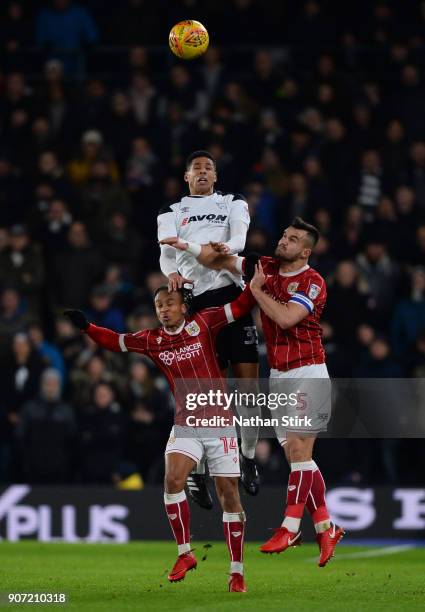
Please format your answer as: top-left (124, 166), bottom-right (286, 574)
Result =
top-left (162, 320), bottom-right (186, 335)
top-left (184, 192), bottom-right (216, 199)
top-left (279, 264), bottom-right (310, 277)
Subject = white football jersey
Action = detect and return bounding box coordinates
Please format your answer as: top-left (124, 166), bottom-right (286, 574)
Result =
top-left (157, 191), bottom-right (250, 296)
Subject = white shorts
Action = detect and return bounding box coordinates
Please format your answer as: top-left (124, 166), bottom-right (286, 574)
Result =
top-left (165, 427), bottom-right (240, 477)
top-left (270, 363), bottom-right (331, 443)
top-left (270, 363), bottom-right (330, 379)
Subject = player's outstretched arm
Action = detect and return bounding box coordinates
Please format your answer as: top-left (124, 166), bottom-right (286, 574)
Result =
top-left (249, 263), bottom-right (309, 330)
top-left (227, 285), bottom-right (257, 320)
top-left (64, 309), bottom-right (123, 352)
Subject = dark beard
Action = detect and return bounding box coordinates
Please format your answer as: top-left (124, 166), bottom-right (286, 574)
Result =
top-left (274, 248), bottom-right (298, 262)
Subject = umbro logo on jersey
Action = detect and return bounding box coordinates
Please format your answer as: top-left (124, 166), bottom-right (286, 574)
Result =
top-left (167, 514), bottom-right (177, 520)
top-left (231, 531), bottom-right (242, 538)
top-left (181, 214), bottom-right (228, 226)
top-left (288, 485), bottom-right (296, 491)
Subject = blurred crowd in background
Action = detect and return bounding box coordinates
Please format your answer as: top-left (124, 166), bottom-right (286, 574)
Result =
top-left (0, 0), bottom-right (425, 487)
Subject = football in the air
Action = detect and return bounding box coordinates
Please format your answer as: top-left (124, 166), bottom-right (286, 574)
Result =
top-left (169, 20), bottom-right (209, 60)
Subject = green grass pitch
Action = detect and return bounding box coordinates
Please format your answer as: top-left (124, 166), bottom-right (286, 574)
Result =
top-left (0, 541), bottom-right (424, 611)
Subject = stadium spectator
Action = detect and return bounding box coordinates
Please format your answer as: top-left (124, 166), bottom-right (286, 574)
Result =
top-left (68, 130), bottom-right (119, 185)
top-left (0, 224), bottom-right (45, 317)
top-left (35, 0), bottom-right (99, 76)
top-left (27, 322), bottom-right (66, 381)
top-left (80, 160), bottom-right (131, 233)
top-left (16, 368), bottom-right (76, 483)
top-left (323, 261), bottom-right (372, 348)
top-left (391, 267), bottom-right (425, 357)
top-left (51, 221), bottom-right (104, 309)
top-left (100, 213), bottom-right (143, 279)
top-left (37, 198), bottom-right (73, 257)
top-left (0, 287), bottom-right (30, 360)
top-left (356, 238), bottom-right (399, 324)
top-left (78, 382), bottom-right (126, 483)
top-left (85, 284), bottom-right (126, 333)
top-left (3, 333), bottom-right (45, 431)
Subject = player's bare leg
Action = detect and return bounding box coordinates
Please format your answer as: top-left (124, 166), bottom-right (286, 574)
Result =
top-left (215, 477), bottom-right (247, 593)
top-left (232, 362), bottom-right (260, 496)
top-left (164, 452), bottom-right (198, 582)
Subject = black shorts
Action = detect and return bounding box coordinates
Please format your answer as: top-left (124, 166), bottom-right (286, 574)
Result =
top-left (191, 284), bottom-right (259, 370)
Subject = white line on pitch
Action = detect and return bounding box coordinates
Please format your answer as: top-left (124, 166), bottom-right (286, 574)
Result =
top-left (306, 544), bottom-right (414, 562)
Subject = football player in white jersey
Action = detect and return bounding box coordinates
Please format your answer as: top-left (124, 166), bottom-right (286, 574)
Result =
top-left (158, 151), bottom-right (260, 506)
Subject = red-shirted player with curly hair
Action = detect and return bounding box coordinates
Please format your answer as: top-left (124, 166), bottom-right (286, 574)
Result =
top-left (65, 285), bottom-right (255, 592)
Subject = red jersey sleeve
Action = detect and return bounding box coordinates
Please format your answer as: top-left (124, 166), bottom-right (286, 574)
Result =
top-left (86, 324), bottom-right (149, 354)
top-left (288, 272), bottom-right (326, 314)
top-left (228, 285), bottom-right (256, 320)
top-left (259, 256), bottom-right (279, 274)
top-left (196, 307), bottom-right (229, 336)
top-left (197, 285), bottom-right (256, 335)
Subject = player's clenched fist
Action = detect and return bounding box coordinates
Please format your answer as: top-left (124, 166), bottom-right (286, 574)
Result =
top-left (209, 241), bottom-right (230, 254)
top-left (63, 309), bottom-right (89, 330)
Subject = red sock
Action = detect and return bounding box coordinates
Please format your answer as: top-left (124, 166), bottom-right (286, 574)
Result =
top-left (164, 491), bottom-right (191, 555)
top-left (223, 511), bottom-right (245, 575)
top-left (281, 461), bottom-right (315, 532)
top-left (305, 463), bottom-right (331, 533)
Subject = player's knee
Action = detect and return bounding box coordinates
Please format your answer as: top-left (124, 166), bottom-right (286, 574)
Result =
top-left (287, 438), bottom-right (310, 463)
top-left (164, 472), bottom-right (186, 493)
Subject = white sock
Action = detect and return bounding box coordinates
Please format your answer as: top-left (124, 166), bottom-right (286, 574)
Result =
top-left (178, 543), bottom-right (191, 555)
top-left (230, 561), bottom-right (243, 575)
top-left (281, 516), bottom-right (301, 532)
top-left (164, 490), bottom-right (187, 504)
top-left (314, 520), bottom-right (331, 534)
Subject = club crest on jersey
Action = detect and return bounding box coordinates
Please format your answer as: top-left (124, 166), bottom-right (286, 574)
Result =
top-left (308, 284), bottom-right (321, 300)
top-left (185, 321), bottom-right (200, 336)
top-left (287, 282), bottom-right (299, 295)
top-left (157, 336), bottom-right (162, 344)
top-left (181, 207), bottom-right (190, 213)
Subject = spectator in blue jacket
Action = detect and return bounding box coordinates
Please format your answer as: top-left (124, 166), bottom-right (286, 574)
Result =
top-left (36, 0), bottom-right (98, 76)
top-left (392, 267), bottom-right (425, 357)
top-left (85, 284), bottom-right (126, 333)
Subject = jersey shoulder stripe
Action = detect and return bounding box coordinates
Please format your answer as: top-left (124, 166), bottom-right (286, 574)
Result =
top-left (158, 204), bottom-right (174, 216)
top-left (220, 192), bottom-right (247, 203)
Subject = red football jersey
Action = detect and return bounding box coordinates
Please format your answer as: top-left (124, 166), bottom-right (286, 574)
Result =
top-left (85, 291), bottom-right (254, 424)
top-left (257, 256), bottom-right (327, 372)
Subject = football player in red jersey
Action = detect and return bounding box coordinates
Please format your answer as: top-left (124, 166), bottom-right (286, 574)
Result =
top-left (161, 217), bottom-right (345, 567)
top-left (64, 285), bottom-right (254, 592)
